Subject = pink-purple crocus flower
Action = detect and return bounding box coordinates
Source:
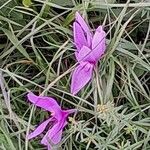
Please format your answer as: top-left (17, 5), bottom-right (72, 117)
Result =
top-left (71, 12), bottom-right (106, 95)
top-left (27, 92), bottom-right (76, 150)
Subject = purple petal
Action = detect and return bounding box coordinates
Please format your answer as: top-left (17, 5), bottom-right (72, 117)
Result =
top-left (73, 22), bottom-right (88, 51)
top-left (90, 26), bottom-right (106, 62)
top-left (75, 12), bottom-right (90, 34)
top-left (27, 92), bottom-right (62, 119)
top-left (47, 145), bottom-right (52, 150)
top-left (71, 62), bottom-right (94, 95)
top-left (63, 109), bottom-right (77, 115)
top-left (75, 12), bottom-right (92, 46)
top-left (76, 46), bottom-right (92, 62)
top-left (28, 118), bottom-right (52, 140)
top-left (76, 46), bottom-right (101, 64)
top-left (41, 121), bottom-right (67, 146)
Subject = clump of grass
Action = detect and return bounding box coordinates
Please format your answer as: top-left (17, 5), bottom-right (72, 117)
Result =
top-left (0, 0), bottom-right (150, 149)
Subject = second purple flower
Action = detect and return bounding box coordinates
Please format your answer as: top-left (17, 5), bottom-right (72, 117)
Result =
top-left (27, 92), bottom-right (76, 150)
top-left (71, 12), bottom-right (106, 95)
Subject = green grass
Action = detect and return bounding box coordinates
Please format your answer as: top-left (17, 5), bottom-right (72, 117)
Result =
top-left (0, 0), bottom-right (150, 149)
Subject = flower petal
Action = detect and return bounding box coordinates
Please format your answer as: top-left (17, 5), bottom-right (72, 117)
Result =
top-left (75, 12), bottom-right (90, 34)
top-left (28, 118), bottom-right (52, 140)
top-left (27, 93), bottom-right (62, 120)
top-left (63, 109), bottom-right (77, 115)
top-left (47, 145), bottom-right (52, 150)
top-left (41, 121), bottom-right (67, 146)
top-left (71, 62), bottom-right (94, 95)
top-left (90, 26), bottom-right (106, 62)
top-left (75, 12), bottom-right (92, 46)
top-left (76, 46), bottom-right (92, 62)
top-left (73, 22), bottom-right (88, 51)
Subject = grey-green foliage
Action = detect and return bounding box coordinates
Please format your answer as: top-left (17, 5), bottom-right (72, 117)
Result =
top-left (0, 0), bottom-right (150, 150)
top-left (0, 0), bottom-right (23, 20)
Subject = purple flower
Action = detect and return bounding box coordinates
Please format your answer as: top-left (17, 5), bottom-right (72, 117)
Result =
top-left (27, 92), bottom-right (76, 150)
top-left (71, 12), bottom-right (106, 95)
